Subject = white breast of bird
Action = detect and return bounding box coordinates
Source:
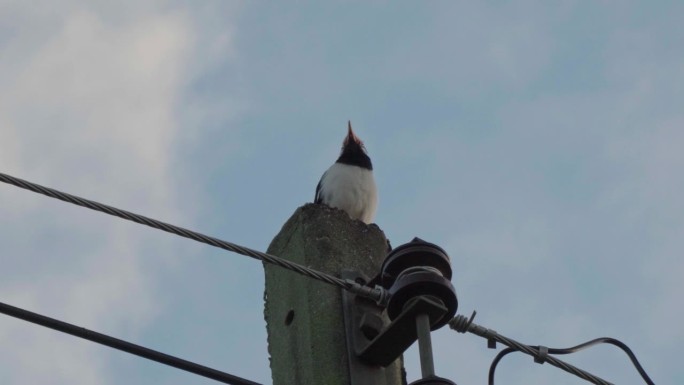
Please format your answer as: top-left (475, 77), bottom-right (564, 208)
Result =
top-left (317, 162), bottom-right (378, 224)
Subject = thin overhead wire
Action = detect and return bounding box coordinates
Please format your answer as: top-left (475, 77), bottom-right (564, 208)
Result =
top-left (488, 337), bottom-right (655, 385)
top-left (450, 313), bottom-right (655, 385)
top-left (450, 313), bottom-right (611, 384)
top-left (488, 347), bottom-right (519, 385)
top-left (539, 338), bottom-right (653, 384)
top-left (0, 300), bottom-right (261, 385)
top-left (0, 172), bottom-right (387, 304)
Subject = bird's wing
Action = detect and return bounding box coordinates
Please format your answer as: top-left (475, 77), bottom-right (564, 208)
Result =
top-left (314, 171), bottom-right (326, 204)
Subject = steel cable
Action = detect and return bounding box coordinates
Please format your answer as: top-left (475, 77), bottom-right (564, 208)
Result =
top-left (450, 314), bottom-right (613, 385)
top-left (451, 314), bottom-right (655, 385)
top-left (488, 337), bottom-right (654, 385)
top-left (0, 172), bottom-right (386, 303)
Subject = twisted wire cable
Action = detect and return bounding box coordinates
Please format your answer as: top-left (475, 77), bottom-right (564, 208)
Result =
top-left (546, 337), bottom-right (654, 384)
top-left (450, 314), bottom-right (613, 385)
top-left (0, 172), bottom-right (386, 303)
top-left (488, 337), bottom-right (654, 385)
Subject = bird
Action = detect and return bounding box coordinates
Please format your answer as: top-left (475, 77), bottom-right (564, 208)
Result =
top-left (315, 121), bottom-right (378, 224)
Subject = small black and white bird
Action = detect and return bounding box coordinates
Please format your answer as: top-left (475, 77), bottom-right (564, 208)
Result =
top-left (315, 121), bottom-right (378, 224)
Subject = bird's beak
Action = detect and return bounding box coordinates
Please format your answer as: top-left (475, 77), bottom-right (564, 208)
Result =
top-left (347, 121), bottom-right (358, 143)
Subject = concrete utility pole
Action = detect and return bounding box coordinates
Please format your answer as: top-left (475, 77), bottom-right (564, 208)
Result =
top-left (264, 204), bottom-right (404, 385)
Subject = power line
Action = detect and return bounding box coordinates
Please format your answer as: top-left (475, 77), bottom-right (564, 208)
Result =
top-left (488, 337), bottom-right (654, 385)
top-left (450, 313), bottom-right (611, 384)
top-left (450, 313), bottom-right (654, 385)
top-left (0, 300), bottom-right (261, 385)
top-left (0, 171), bottom-right (387, 304)
top-left (1, 171), bottom-right (657, 385)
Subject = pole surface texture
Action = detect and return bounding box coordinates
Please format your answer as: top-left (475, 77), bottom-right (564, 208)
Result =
top-left (264, 204), bottom-right (404, 385)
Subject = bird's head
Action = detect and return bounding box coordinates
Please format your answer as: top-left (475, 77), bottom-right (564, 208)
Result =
top-left (342, 121), bottom-right (368, 154)
top-left (337, 121), bottom-right (373, 170)
top-left (343, 120), bottom-right (363, 147)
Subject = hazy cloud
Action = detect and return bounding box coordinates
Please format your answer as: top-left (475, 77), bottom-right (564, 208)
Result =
top-left (0, 2), bottom-right (199, 384)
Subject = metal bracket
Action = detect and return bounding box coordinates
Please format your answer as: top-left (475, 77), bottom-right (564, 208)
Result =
top-left (342, 270), bottom-right (448, 369)
top-left (342, 270), bottom-right (397, 385)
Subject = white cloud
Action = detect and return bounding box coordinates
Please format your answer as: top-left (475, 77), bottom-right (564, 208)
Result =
top-left (0, 3), bottom-right (202, 384)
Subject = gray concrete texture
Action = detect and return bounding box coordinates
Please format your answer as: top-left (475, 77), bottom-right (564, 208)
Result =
top-left (264, 203), bottom-right (404, 385)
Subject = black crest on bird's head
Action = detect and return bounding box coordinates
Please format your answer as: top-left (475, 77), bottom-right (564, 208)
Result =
top-left (336, 121), bottom-right (373, 170)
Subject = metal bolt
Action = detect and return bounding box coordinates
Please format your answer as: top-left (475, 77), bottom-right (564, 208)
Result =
top-left (416, 313), bottom-right (435, 378)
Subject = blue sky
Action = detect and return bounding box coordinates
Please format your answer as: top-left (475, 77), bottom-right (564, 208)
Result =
top-left (0, 1), bottom-right (681, 384)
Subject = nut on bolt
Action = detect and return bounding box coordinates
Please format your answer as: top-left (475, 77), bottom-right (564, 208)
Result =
top-left (359, 312), bottom-right (384, 340)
